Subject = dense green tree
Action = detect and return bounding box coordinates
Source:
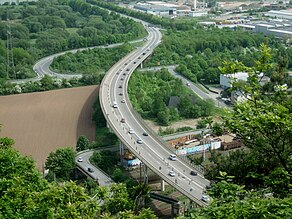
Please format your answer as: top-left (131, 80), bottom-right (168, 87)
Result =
top-left (105, 183), bottom-right (133, 214)
top-left (90, 150), bottom-right (117, 174)
top-left (129, 69), bottom-right (215, 124)
top-left (182, 181), bottom-right (292, 219)
top-left (221, 44), bottom-right (292, 175)
top-left (45, 147), bottom-right (76, 180)
top-left (76, 135), bottom-right (90, 152)
top-left (212, 122), bottom-right (224, 136)
top-left (0, 138), bottom-right (100, 218)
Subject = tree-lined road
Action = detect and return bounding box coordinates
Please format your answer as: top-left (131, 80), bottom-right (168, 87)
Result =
top-left (99, 24), bottom-right (210, 206)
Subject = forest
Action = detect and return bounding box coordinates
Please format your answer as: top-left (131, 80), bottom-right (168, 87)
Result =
top-left (0, 0), bottom-right (146, 80)
top-left (145, 28), bottom-right (283, 84)
top-left (51, 43), bottom-right (134, 75)
top-left (0, 138), bottom-right (157, 218)
top-left (128, 68), bottom-right (215, 125)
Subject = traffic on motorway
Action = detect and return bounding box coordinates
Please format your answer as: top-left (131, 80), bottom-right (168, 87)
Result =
top-left (99, 23), bottom-right (210, 206)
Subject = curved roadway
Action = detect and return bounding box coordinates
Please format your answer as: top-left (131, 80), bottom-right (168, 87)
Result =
top-left (99, 25), bottom-right (210, 206)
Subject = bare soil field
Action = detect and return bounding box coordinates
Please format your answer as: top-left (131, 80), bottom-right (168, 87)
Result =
top-left (0, 85), bottom-right (99, 170)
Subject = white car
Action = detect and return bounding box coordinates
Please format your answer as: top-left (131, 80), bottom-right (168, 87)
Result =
top-left (169, 170), bottom-right (175, 177)
top-left (77, 157), bottom-right (83, 162)
top-left (201, 195), bottom-right (210, 203)
top-left (128, 128), bottom-right (134, 134)
top-left (169, 154), bottom-right (177, 161)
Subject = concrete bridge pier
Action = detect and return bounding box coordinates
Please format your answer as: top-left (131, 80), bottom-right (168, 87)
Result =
top-left (161, 179), bottom-right (165, 192)
top-left (143, 165), bottom-right (148, 184)
top-left (119, 141), bottom-right (125, 159)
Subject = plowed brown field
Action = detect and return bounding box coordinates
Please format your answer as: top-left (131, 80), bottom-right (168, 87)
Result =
top-left (0, 85), bottom-right (99, 170)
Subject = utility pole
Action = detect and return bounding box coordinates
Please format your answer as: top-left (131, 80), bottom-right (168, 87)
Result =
top-left (6, 9), bottom-right (16, 80)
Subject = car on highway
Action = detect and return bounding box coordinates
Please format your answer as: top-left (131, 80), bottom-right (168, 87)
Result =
top-left (77, 157), bottom-right (83, 162)
top-left (169, 170), bottom-right (175, 177)
top-left (121, 99), bottom-right (125, 103)
top-left (123, 73), bottom-right (126, 76)
top-left (190, 170), bottom-right (197, 176)
top-left (112, 101), bottom-right (118, 108)
top-left (169, 154), bottom-right (177, 161)
top-left (88, 167), bottom-right (94, 173)
top-left (142, 132), bottom-right (149, 136)
top-left (136, 139), bottom-right (143, 144)
top-left (121, 118), bottom-right (125, 123)
top-left (119, 85), bottom-right (122, 88)
top-left (119, 93), bottom-right (123, 96)
top-left (128, 128), bottom-right (134, 134)
top-left (121, 78), bottom-right (124, 81)
top-left (186, 82), bottom-right (190, 86)
top-left (201, 195), bottom-right (210, 203)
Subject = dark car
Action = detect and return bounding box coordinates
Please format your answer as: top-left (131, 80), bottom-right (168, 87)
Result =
top-left (121, 78), bottom-right (124, 81)
top-left (142, 132), bottom-right (149, 136)
top-left (121, 118), bottom-right (125, 123)
top-left (119, 93), bottom-right (123, 96)
top-left (190, 170), bottom-right (197, 176)
top-left (88, 168), bottom-right (94, 173)
top-left (123, 73), bottom-right (126, 76)
top-left (119, 85), bottom-right (122, 88)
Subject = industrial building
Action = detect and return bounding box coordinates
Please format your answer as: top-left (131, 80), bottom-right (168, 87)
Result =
top-left (238, 20), bottom-right (292, 39)
top-left (134, 0), bottom-right (208, 17)
top-left (265, 10), bottom-right (292, 20)
top-left (134, 3), bottom-right (176, 17)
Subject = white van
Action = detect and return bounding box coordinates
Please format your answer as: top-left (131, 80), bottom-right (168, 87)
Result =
top-left (169, 154), bottom-right (177, 161)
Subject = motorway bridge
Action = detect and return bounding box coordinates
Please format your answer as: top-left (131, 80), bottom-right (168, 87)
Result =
top-left (99, 23), bottom-right (210, 206)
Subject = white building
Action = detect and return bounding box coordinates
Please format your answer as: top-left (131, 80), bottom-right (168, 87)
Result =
top-left (134, 4), bottom-right (177, 16)
top-left (220, 72), bottom-right (249, 89)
